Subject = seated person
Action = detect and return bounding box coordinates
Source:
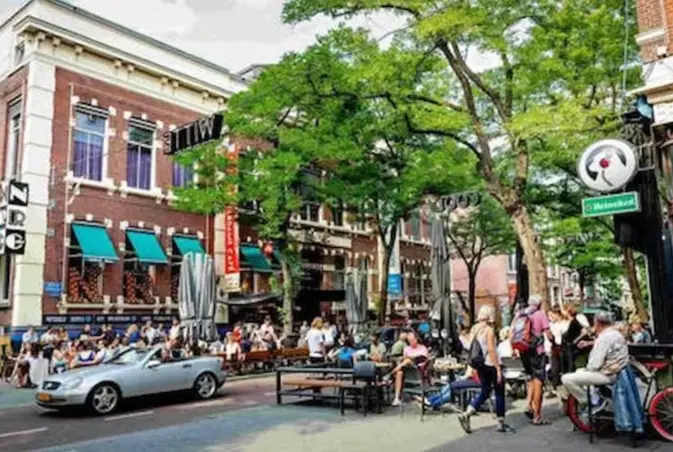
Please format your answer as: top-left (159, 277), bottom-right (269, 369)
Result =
top-left (385, 332), bottom-right (429, 406)
top-left (390, 332), bottom-right (408, 361)
top-left (224, 332), bottom-right (243, 361)
top-left (368, 334), bottom-right (387, 362)
top-left (561, 311), bottom-right (629, 412)
top-left (71, 342), bottom-right (97, 368)
top-left (16, 343), bottom-right (41, 388)
top-left (424, 365), bottom-right (481, 409)
top-left (328, 336), bottom-right (358, 366)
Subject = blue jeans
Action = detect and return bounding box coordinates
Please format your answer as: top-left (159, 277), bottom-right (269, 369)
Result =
top-left (428, 379), bottom-right (481, 409)
top-left (470, 365), bottom-right (505, 417)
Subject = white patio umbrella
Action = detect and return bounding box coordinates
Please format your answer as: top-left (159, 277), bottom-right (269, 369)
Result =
top-left (430, 216), bottom-right (454, 353)
top-left (178, 254), bottom-right (197, 342)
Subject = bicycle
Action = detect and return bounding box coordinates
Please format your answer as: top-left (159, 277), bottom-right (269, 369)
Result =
top-left (565, 355), bottom-right (673, 442)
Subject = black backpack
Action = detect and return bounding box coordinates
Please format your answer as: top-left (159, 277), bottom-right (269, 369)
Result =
top-left (468, 337), bottom-right (485, 368)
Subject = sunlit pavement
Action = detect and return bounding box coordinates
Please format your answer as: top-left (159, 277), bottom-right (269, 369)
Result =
top-left (1, 379), bottom-right (670, 452)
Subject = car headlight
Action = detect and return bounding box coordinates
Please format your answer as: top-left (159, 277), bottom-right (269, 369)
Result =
top-left (62, 378), bottom-right (83, 390)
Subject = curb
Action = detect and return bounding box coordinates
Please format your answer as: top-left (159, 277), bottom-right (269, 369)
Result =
top-left (228, 372), bottom-right (275, 383)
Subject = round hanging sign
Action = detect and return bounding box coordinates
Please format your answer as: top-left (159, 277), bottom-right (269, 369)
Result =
top-left (577, 138), bottom-right (638, 193)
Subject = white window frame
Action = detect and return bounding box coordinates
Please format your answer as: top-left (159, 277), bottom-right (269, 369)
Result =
top-left (5, 98), bottom-right (21, 180)
top-left (171, 160), bottom-right (196, 188)
top-left (73, 106), bottom-right (109, 182)
top-left (127, 120), bottom-right (156, 191)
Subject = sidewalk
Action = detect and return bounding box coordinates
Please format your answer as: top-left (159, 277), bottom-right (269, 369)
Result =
top-left (0, 381), bottom-right (36, 409)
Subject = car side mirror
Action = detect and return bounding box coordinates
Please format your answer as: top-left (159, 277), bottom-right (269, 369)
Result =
top-left (147, 359), bottom-right (161, 369)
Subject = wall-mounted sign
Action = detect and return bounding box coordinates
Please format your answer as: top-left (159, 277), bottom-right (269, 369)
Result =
top-left (43, 314), bottom-right (176, 326)
top-left (165, 113), bottom-right (225, 155)
top-left (0, 180), bottom-right (29, 255)
top-left (578, 139), bottom-right (638, 193)
top-left (222, 144), bottom-right (240, 292)
top-left (43, 281), bottom-right (63, 298)
top-left (387, 227), bottom-right (402, 298)
top-left (582, 191), bottom-right (641, 217)
top-left (434, 192), bottom-right (481, 213)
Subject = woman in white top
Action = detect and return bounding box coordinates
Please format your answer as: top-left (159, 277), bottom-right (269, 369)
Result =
top-left (458, 306), bottom-right (509, 434)
top-left (224, 332), bottom-right (243, 361)
top-left (306, 317), bottom-right (326, 363)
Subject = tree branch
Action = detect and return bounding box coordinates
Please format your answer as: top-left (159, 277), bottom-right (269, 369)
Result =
top-left (402, 113), bottom-right (480, 157)
top-left (406, 94), bottom-right (464, 113)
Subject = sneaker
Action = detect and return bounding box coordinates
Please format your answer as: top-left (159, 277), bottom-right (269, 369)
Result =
top-left (497, 423), bottom-right (515, 433)
top-left (457, 413), bottom-right (472, 434)
top-left (392, 398), bottom-right (401, 407)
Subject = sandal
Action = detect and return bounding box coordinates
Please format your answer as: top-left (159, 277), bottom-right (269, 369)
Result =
top-left (531, 418), bottom-right (552, 426)
top-left (524, 410), bottom-right (534, 419)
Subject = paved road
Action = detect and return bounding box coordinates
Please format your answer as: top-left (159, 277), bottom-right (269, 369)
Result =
top-left (0, 378), bottom-right (670, 451)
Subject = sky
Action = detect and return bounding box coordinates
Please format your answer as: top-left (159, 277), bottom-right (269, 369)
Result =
top-left (0, 0), bottom-right (409, 73)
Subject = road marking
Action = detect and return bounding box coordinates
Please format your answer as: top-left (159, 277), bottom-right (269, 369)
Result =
top-left (104, 410), bottom-right (154, 421)
top-left (175, 398), bottom-right (236, 410)
top-left (0, 427), bottom-right (48, 439)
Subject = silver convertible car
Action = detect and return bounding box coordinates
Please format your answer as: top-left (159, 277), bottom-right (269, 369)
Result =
top-left (35, 346), bottom-right (226, 415)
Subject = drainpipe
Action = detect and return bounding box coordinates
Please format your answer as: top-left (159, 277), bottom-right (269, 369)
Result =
top-left (60, 83), bottom-right (75, 303)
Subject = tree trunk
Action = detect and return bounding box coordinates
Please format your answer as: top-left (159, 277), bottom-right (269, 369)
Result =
top-left (468, 269), bottom-right (477, 325)
top-left (509, 204), bottom-right (550, 311)
top-left (622, 246), bottom-right (648, 322)
top-left (280, 258), bottom-right (294, 335)
top-left (379, 245), bottom-right (393, 325)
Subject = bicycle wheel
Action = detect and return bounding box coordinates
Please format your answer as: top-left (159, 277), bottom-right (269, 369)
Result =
top-left (649, 388), bottom-right (673, 442)
top-left (566, 394), bottom-right (612, 435)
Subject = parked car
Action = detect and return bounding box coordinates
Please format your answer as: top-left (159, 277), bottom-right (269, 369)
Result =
top-left (36, 346), bottom-right (226, 415)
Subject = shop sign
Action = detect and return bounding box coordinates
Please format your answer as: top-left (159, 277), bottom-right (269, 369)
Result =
top-left (582, 191), bottom-right (640, 217)
top-left (578, 139), bottom-right (638, 193)
top-left (303, 262), bottom-right (336, 272)
top-left (43, 281), bottom-right (62, 298)
top-left (387, 228), bottom-right (402, 298)
top-left (222, 144), bottom-right (240, 292)
top-left (43, 314), bottom-right (176, 325)
top-left (0, 180), bottom-right (29, 255)
top-left (165, 114), bottom-right (225, 155)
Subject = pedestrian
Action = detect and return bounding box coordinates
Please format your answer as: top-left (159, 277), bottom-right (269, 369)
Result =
top-left (513, 295), bottom-right (554, 426)
top-left (457, 306), bottom-right (510, 433)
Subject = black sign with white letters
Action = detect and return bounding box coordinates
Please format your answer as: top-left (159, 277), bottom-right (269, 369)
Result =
top-left (0, 179), bottom-right (29, 255)
top-left (165, 113), bottom-right (225, 155)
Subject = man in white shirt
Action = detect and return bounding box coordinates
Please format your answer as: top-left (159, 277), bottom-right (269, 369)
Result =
top-left (169, 318), bottom-right (182, 340)
top-left (561, 311), bottom-right (629, 408)
top-left (22, 327), bottom-right (39, 346)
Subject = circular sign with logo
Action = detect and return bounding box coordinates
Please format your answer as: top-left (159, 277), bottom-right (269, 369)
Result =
top-left (578, 139), bottom-right (638, 193)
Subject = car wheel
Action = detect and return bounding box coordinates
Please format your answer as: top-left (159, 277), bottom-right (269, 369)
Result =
top-left (193, 372), bottom-right (217, 400)
top-left (87, 383), bottom-right (121, 415)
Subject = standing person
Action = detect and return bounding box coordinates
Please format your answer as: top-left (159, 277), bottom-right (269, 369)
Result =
top-left (512, 295), bottom-right (554, 426)
top-left (562, 303), bottom-right (591, 373)
top-left (457, 306), bottom-right (510, 433)
top-left (548, 307), bottom-right (568, 392)
top-left (260, 316), bottom-right (279, 350)
top-left (322, 319), bottom-right (336, 351)
top-left (306, 317), bottom-right (326, 363)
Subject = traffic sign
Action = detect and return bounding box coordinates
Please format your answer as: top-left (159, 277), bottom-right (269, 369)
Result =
top-left (582, 192), bottom-right (640, 217)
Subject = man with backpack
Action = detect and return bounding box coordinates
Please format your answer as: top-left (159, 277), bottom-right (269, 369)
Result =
top-left (510, 295), bottom-right (553, 426)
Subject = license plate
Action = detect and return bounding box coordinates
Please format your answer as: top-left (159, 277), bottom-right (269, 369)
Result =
top-left (37, 393), bottom-right (51, 402)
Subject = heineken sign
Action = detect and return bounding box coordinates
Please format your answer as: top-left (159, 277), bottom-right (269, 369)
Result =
top-left (165, 113), bottom-right (225, 155)
top-left (582, 192), bottom-right (640, 218)
top-left (0, 180), bottom-right (29, 255)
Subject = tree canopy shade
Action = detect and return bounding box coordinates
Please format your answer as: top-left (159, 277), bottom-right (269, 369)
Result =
top-left (174, 26), bottom-right (476, 327)
top-left (281, 0), bottom-right (641, 310)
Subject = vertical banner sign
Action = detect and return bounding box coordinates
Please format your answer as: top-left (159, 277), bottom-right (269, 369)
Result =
top-left (0, 180), bottom-right (29, 255)
top-left (387, 227), bottom-right (402, 298)
top-left (223, 144), bottom-right (240, 292)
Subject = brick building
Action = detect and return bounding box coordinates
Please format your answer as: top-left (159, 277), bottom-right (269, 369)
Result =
top-left (0, 0), bottom-right (245, 327)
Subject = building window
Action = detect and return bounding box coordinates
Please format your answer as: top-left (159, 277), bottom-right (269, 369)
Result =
top-left (332, 201), bottom-right (344, 227)
top-left (5, 99), bottom-right (21, 180)
top-left (172, 162), bottom-right (194, 188)
top-left (127, 124), bottom-right (154, 190)
top-left (334, 255), bottom-right (345, 290)
top-left (0, 255), bottom-right (11, 302)
top-left (73, 109), bottom-right (106, 181)
top-left (410, 213), bottom-right (421, 240)
top-left (300, 202), bottom-right (320, 222)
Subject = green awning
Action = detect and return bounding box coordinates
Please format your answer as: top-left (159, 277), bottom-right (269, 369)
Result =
top-left (72, 223), bottom-right (118, 262)
top-left (173, 236), bottom-right (205, 255)
top-left (126, 229), bottom-right (168, 264)
top-left (240, 244), bottom-right (272, 272)
top-left (271, 249), bottom-right (282, 268)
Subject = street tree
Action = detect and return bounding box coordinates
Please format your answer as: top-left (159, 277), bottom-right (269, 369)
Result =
top-left (281, 0), bottom-right (640, 310)
top-left (446, 195), bottom-right (516, 322)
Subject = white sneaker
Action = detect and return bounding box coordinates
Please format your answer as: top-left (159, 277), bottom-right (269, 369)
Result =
top-left (392, 398), bottom-right (401, 407)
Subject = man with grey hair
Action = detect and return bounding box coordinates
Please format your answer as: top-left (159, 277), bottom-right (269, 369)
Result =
top-left (561, 311), bottom-right (629, 411)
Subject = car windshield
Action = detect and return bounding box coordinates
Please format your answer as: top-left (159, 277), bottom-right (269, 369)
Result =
top-left (108, 348), bottom-right (153, 365)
